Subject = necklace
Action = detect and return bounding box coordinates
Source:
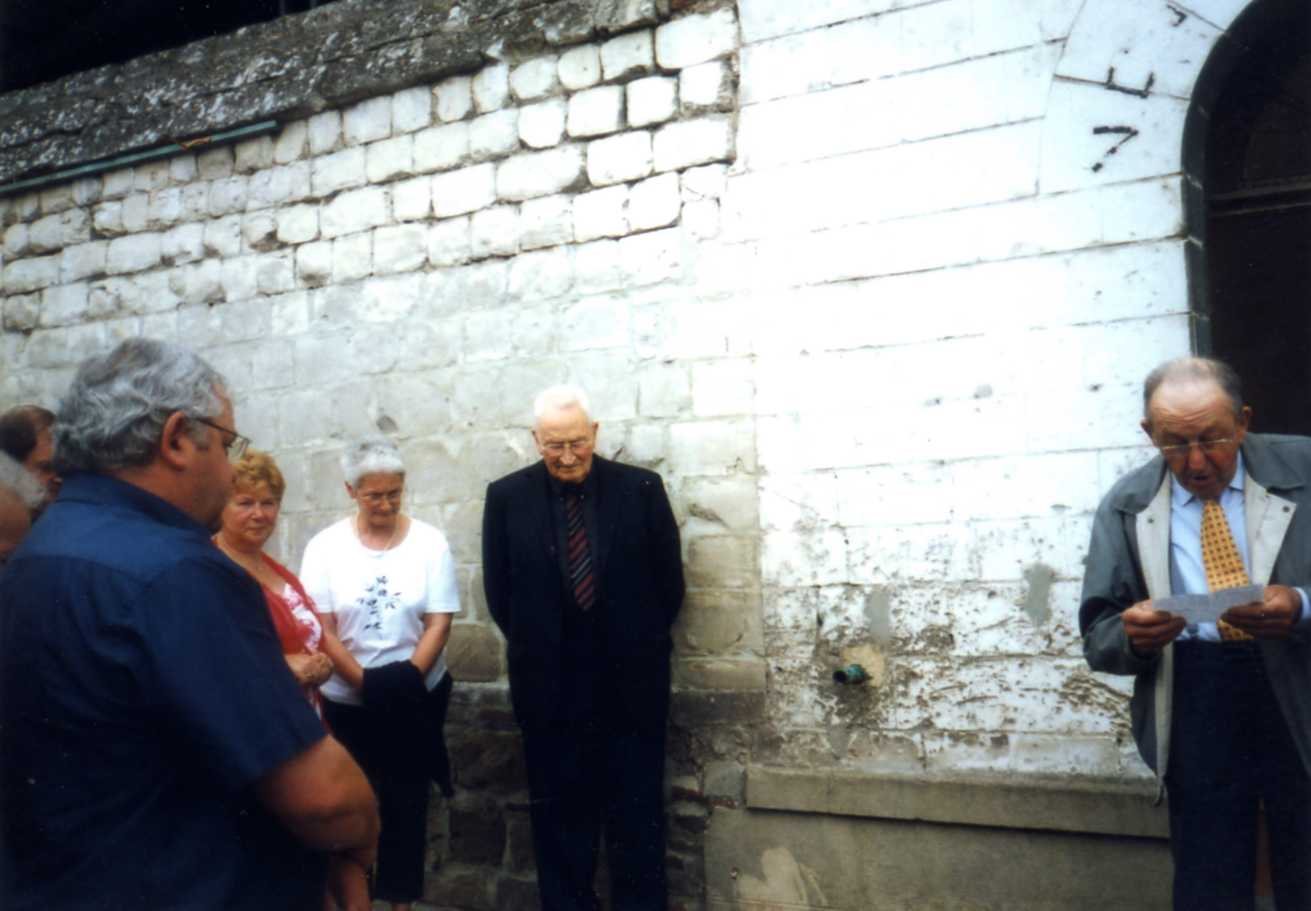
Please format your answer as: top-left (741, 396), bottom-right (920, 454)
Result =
top-left (214, 536), bottom-right (266, 577)
top-left (357, 513), bottom-right (402, 552)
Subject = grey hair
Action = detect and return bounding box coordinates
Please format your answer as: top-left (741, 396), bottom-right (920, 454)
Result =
top-left (1142, 356), bottom-right (1244, 422)
top-left (533, 384), bottom-right (592, 426)
top-left (55, 338), bottom-right (227, 473)
top-left (0, 451), bottom-right (45, 511)
top-left (340, 436), bottom-right (406, 487)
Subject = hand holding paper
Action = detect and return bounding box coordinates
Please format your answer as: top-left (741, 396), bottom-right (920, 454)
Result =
top-left (1122, 600), bottom-right (1186, 654)
top-left (1220, 584), bottom-right (1301, 639)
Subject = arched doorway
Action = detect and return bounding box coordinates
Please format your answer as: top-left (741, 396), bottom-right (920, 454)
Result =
top-left (1184, 0), bottom-right (1311, 434)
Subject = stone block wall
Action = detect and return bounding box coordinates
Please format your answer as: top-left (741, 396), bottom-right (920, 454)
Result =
top-left (2, 4), bottom-right (750, 908)
top-left (0, 0), bottom-right (1260, 908)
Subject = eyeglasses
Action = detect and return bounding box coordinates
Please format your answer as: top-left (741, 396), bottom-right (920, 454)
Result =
top-left (193, 416), bottom-right (250, 461)
top-left (1157, 438), bottom-right (1238, 459)
top-left (541, 438), bottom-right (593, 455)
top-left (358, 489), bottom-right (403, 505)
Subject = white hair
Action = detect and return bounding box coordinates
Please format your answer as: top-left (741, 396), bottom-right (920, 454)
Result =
top-left (0, 452), bottom-right (44, 511)
top-left (533, 384), bottom-right (592, 426)
top-left (340, 436), bottom-right (405, 487)
top-left (55, 338), bottom-right (227, 473)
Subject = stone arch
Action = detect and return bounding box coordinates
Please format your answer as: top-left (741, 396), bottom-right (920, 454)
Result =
top-left (1036, 0), bottom-right (1256, 342)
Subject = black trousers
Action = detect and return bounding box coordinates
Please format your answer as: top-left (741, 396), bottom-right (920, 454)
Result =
top-left (1166, 641), bottom-right (1311, 911)
top-left (521, 721), bottom-right (668, 911)
top-left (324, 698), bottom-right (431, 903)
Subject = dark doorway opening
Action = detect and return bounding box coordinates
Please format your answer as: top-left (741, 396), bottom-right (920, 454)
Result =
top-left (1185, 0), bottom-right (1311, 435)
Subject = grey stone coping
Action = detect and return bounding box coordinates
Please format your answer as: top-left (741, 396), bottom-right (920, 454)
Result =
top-left (746, 766), bottom-right (1169, 840)
top-left (0, 0), bottom-right (673, 186)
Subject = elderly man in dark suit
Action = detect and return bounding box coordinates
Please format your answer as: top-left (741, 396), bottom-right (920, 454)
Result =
top-left (482, 384), bottom-right (684, 911)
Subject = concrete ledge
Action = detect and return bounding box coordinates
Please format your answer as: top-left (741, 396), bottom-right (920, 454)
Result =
top-left (747, 765), bottom-right (1168, 839)
top-left (706, 805), bottom-right (1172, 911)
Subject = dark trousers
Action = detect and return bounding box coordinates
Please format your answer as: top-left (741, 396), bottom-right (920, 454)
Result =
top-left (1166, 642), bottom-right (1311, 911)
top-left (324, 698), bottom-right (431, 903)
top-left (521, 721), bottom-right (668, 911)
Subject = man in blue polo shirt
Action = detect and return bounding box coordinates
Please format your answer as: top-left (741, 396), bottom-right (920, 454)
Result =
top-left (0, 338), bottom-right (379, 910)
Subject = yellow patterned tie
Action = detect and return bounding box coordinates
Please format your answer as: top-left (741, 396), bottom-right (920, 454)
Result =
top-left (1201, 499), bottom-right (1255, 641)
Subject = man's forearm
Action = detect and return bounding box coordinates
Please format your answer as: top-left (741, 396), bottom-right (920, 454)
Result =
top-left (286, 789), bottom-right (380, 856)
top-left (255, 735), bottom-right (380, 856)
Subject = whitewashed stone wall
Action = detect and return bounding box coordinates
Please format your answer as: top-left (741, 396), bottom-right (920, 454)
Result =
top-left (0, 0), bottom-right (1253, 797)
top-left (0, 7), bottom-right (748, 709)
top-left (722, 0), bottom-right (1241, 780)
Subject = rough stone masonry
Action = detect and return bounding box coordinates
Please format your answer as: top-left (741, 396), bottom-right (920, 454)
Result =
top-left (0, 0), bottom-right (1235, 907)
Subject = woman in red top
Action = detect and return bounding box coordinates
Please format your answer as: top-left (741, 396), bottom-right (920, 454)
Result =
top-left (214, 451), bottom-right (355, 714)
top-left (215, 450), bottom-right (371, 909)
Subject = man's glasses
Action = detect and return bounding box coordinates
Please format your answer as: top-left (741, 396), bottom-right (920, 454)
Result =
top-left (192, 417), bottom-right (250, 461)
top-left (358, 489), bottom-right (403, 505)
top-left (541, 438), bottom-right (593, 455)
top-left (1156, 438), bottom-right (1238, 459)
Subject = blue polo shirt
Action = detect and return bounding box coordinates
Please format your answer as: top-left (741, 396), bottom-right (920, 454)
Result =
top-left (0, 473), bottom-right (327, 910)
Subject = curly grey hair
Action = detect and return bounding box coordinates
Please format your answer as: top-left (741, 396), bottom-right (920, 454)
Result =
top-left (0, 451), bottom-right (45, 511)
top-left (340, 436), bottom-right (406, 487)
top-left (55, 338), bottom-right (228, 473)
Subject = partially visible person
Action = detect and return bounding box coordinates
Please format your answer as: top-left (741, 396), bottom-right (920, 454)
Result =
top-left (0, 452), bottom-right (43, 568)
top-left (0, 338), bottom-right (378, 911)
top-left (0, 404), bottom-right (60, 504)
top-left (300, 436), bottom-right (460, 911)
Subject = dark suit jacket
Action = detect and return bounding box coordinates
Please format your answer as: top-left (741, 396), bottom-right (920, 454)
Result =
top-left (482, 456), bottom-right (685, 729)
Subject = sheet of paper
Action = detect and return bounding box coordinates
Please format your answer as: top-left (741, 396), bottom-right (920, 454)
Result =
top-left (1154, 584), bottom-right (1264, 624)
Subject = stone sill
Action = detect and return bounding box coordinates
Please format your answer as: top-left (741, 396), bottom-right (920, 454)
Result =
top-left (746, 766), bottom-right (1168, 840)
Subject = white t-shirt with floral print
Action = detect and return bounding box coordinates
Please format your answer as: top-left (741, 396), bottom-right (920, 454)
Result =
top-left (300, 517), bottom-right (460, 706)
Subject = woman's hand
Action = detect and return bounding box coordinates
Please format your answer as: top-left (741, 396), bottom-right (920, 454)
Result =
top-left (319, 615), bottom-right (366, 692)
top-left (285, 652), bottom-right (334, 687)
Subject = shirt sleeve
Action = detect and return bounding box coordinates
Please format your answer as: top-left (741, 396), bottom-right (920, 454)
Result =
top-left (299, 527), bottom-right (335, 614)
top-left (424, 530), bottom-right (461, 615)
top-left (143, 556), bottom-right (325, 792)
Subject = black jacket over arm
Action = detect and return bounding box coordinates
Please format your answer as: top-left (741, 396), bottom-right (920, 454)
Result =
top-left (481, 456), bottom-right (685, 729)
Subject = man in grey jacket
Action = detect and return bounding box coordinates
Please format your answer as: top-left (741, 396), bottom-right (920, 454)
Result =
top-left (1081, 356), bottom-right (1311, 911)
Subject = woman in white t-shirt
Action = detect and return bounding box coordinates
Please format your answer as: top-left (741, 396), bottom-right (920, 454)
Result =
top-left (300, 436), bottom-right (460, 911)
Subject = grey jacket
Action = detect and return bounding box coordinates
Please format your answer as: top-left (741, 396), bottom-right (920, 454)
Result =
top-left (1080, 433), bottom-right (1311, 786)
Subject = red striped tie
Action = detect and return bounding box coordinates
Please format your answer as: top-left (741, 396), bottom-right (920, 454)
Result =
top-left (564, 489), bottom-right (596, 611)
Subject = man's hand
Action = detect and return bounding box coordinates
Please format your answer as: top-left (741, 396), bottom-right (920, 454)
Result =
top-left (1122, 600), bottom-right (1185, 654)
top-left (1220, 585), bottom-right (1301, 639)
top-left (326, 854), bottom-right (372, 911)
